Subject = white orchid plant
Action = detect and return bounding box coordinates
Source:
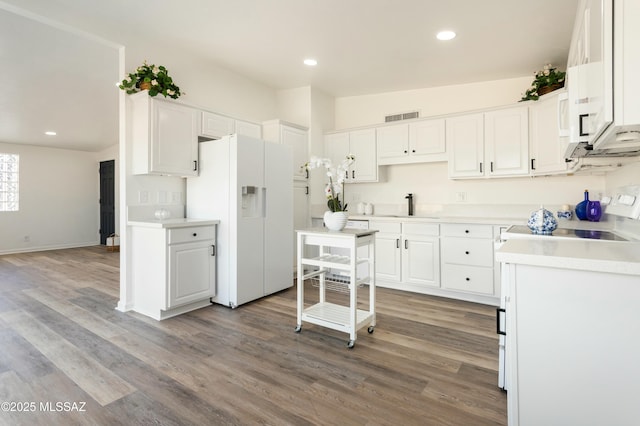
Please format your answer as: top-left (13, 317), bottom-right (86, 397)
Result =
top-left (303, 154), bottom-right (355, 212)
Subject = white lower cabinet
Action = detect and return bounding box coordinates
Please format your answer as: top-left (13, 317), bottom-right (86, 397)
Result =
top-left (503, 263), bottom-right (640, 426)
top-left (369, 221), bottom-right (439, 292)
top-left (402, 223), bottom-right (440, 287)
top-left (368, 219), bottom-right (500, 304)
top-left (440, 223), bottom-right (496, 297)
top-left (131, 222), bottom-right (217, 320)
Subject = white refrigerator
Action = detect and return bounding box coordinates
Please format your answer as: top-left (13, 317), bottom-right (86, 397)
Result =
top-left (187, 134), bottom-right (293, 307)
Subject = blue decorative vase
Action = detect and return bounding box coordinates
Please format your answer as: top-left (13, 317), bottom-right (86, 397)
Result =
top-left (527, 206), bottom-right (558, 235)
top-left (575, 190), bottom-right (589, 221)
top-left (586, 200), bottom-right (602, 222)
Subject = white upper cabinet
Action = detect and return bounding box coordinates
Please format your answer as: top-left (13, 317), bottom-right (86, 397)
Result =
top-left (325, 129), bottom-right (378, 183)
top-left (447, 106), bottom-right (529, 179)
top-left (130, 92), bottom-right (199, 177)
top-left (201, 111), bottom-right (235, 139)
top-left (530, 90), bottom-right (571, 175)
top-left (235, 119), bottom-right (262, 139)
top-left (447, 113), bottom-right (485, 178)
top-left (377, 123), bottom-right (409, 162)
top-left (349, 128), bottom-right (378, 182)
top-left (325, 131), bottom-right (351, 181)
top-left (201, 112), bottom-right (261, 140)
top-left (377, 119), bottom-right (446, 165)
top-left (262, 120), bottom-right (309, 180)
top-left (484, 106), bottom-right (530, 177)
top-left (409, 119), bottom-right (447, 162)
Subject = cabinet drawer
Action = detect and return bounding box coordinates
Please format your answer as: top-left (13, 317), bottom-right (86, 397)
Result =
top-left (369, 221), bottom-right (401, 234)
top-left (441, 238), bottom-right (493, 266)
top-left (168, 226), bottom-right (215, 244)
top-left (402, 223), bottom-right (439, 236)
top-left (441, 264), bottom-right (494, 295)
top-left (441, 223), bottom-right (493, 238)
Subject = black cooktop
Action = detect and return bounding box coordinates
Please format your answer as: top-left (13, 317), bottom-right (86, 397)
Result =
top-left (506, 225), bottom-right (630, 241)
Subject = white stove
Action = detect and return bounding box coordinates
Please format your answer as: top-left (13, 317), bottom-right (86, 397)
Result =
top-left (502, 225), bottom-right (632, 242)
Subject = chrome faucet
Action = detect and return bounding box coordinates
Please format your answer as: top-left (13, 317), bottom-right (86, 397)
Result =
top-left (405, 193), bottom-right (414, 216)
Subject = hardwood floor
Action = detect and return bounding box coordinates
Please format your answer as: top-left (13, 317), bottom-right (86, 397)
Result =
top-left (0, 246), bottom-right (506, 425)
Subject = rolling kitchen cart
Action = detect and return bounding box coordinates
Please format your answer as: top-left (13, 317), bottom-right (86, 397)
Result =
top-left (294, 227), bottom-right (377, 348)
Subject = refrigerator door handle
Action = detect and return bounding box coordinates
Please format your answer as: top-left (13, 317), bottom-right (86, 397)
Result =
top-left (262, 187), bottom-right (267, 218)
top-left (496, 308), bottom-right (506, 335)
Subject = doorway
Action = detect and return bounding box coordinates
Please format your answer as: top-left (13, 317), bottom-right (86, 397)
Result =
top-left (99, 160), bottom-right (115, 245)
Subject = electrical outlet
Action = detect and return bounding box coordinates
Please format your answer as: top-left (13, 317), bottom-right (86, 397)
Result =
top-left (352, 193), bottom-right (361, 202)
top-left (456, 192), bottom-right (467, 202)
top-left (139, 190), bottom-right (150, 204)
top-left (171, 192), bottom-right (182, 203)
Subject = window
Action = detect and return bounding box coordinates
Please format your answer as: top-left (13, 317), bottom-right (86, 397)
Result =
top-left (0, 153), bottom-right (19, 211)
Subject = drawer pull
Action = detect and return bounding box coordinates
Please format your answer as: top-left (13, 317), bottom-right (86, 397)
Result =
top-left (192, 233), bottom-right (197, 237)
top-left (465, 251), bottom-right (470, 255)
top-left (465, 229), bottom-right (469, 234)
top-left (465, 277), bottom-right (470, 281)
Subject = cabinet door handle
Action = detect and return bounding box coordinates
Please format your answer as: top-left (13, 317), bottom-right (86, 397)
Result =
top-left (412, 149), bottom-right (416, 153)
top-left (490, 161), bottom-right (494, 172)
top-left (496, 308), bottom-right (506, 335)
top-left (404, 239), bottom-right (408, 249)
top-left (305, 186), bottom-right (309, 195)
top-left (479, 162), bottom-right (483, 173)
top-left (404, 150), bottom-right (408, 154)
top-left (396, 238), bottom-right (400, 249)
top-left (211, 245), bottom-right (216, 256)
top-left (193, 160), bottom-right (198, 171)
top-left (345, 170), bottom-right (348, 179)
top-left (305, 169), bottom-right (309, 179)
top-left (352, 170), bottom-right (355, 179)
top-left (531, 158), bottom-right (536, 170)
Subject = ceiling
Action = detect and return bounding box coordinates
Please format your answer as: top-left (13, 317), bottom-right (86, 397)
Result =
top-left (0, 0), bottom-right (580, 152)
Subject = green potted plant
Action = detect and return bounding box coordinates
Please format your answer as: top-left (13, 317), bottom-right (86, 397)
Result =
top-left (119, 60), bottom-right (181, 99)
top-left (520, 64), bottom-right (566, 101)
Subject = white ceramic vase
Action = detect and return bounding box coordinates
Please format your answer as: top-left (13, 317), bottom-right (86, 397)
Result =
top-left (324, 211), bottom-right (348, 231)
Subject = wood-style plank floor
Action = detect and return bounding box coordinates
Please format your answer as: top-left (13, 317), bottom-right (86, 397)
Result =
top-left (0, 246), bottom-right (506, 425)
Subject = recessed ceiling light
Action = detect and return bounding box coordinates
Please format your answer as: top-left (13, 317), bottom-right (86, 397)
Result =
top-left (436, 30), bottom-right (456, 41)
top-left (44, 131), bottom-right (57, 136)
top-left (303, 58), bottom-right (318, 66)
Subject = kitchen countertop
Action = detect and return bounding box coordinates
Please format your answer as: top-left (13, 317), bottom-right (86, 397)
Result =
top-left (496, 238), bottom-right (640, 276)
top-left (344, 214), bottom-right (522, 225)
top-left (128, 218), bottom-right (220, 229)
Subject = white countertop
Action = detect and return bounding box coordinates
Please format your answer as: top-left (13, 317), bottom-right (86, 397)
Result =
top-left (345, 214), bottom-right (521, 225)
top-left (128, 218), bottom-right (220, 229)
top-left (496, 238), bottom-right (640, 276)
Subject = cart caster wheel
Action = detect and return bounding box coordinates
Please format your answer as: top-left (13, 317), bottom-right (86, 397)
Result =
top-left (294, 325), bottom-right (302, 333)
top-left (347, 340), bottom-right (355, 349)
top-left (367, 326), bottom-right (374, 334)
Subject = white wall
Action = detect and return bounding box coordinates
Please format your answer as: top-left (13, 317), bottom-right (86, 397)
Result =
top-left (0, 142), bottom-right (100, 254)
top-left (334, 76), bottom-right (533, 129)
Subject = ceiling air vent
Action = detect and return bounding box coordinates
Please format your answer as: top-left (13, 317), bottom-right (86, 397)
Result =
top-left (384, 111), bottom-right (420, 123)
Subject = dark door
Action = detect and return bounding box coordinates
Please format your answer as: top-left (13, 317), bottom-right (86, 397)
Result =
top-left (99, 160), bottom-right (115, 245)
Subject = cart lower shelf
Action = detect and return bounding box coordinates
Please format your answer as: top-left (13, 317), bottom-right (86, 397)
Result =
top-left (297, 302), bottom-right (374, 336)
